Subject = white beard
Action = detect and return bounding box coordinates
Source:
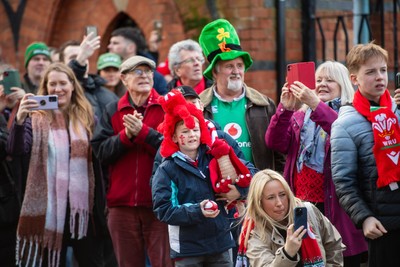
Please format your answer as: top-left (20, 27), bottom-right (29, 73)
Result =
top-left (227, 78), bottom-right (243, 91)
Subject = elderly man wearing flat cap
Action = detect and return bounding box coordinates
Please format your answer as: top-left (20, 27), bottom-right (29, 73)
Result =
top-left (199, 19), bottom-right (284, 172)
top-left (91, 55), bottom-right (172, 267)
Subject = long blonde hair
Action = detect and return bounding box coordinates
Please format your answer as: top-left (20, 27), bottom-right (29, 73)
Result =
top-left (37, 63), bottom-right (95, 137)
top-left (244, 169), bottom-right (300, 242)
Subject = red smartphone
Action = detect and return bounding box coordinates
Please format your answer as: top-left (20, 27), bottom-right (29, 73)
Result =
top-left (286, 61), bottom-right (316, 89)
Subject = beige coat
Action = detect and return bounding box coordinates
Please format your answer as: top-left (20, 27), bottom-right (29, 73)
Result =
top-left (247, 204), bottom-right (345, 267)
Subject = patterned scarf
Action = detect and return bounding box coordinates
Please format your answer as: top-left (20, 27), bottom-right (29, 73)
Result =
top-left (16, 111), bottom-right (95, 267)
top-left (353, 89), bottom-right (400, 188)
top-left (301, 221), bottom-right (324, 266)
top-left (297, 98), bottom-right (341, 173)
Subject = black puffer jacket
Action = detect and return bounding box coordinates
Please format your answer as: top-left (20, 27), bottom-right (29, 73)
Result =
top-left (69, 59), bottom-right (119, 120)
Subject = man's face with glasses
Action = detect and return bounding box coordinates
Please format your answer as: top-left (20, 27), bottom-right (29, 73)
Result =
top-left (174, 50), bottom-right (205, 85)
top-left (121, 64), bottom-right (154, 95)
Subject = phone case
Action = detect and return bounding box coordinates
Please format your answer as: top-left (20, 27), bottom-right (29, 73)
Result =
top-left (28, 95), bottom-right (58, 110)
top-left (85, 26), bottom-right (97, 37)
top-left (153, 20), bottom-right (162, 42)
top-left (294, 207), bottom-right (308, 238)
top-left (2, 69), bottom-right (21, 95)
top-left (287, 61), bottom-right (316, 89)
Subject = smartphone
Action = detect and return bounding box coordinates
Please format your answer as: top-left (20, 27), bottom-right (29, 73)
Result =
top-left (396, 72), bottom-right (400, 89)
top-left (153, 20), bottom-right (163, 42)
top-left (28, 95), bottom-right (58, 110)
top-left (294, 207), bottom-right (308, 239)
top-left (85, 25), bottom-right (98, 38)
top-left (1, 69), bottom-right (22, 95)
top-left (287, 61), bottom-right (316, 89)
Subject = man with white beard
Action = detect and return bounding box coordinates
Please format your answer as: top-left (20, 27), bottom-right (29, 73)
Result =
top-left (199, 19), bottom-right (284, 172)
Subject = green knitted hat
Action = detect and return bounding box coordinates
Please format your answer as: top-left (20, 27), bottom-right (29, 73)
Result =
top-left (24, 42), bottom-right (51, 68)
top-left (199, 19), bottom-right (253, 80)
top-left (97, 53), bottom-right (122, 70)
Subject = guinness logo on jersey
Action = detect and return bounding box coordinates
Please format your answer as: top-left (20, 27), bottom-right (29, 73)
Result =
top-left (224, 123), bottom-right (242, 139)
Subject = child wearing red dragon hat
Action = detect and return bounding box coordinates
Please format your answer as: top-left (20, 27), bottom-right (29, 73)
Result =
top-left (151, 89), bottom-right (257, 266)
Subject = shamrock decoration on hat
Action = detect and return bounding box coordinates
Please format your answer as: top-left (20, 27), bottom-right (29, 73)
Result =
top-left (199, 19), bottom-right (253, 79)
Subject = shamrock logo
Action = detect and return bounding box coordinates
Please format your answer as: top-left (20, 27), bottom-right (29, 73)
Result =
top-left (217, 28), bottom-right (230, 41)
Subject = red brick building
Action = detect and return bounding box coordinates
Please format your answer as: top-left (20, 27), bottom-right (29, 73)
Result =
top-left (0, 0), bottom-right (398, 101)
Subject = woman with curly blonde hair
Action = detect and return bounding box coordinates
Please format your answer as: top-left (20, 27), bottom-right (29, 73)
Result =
top-left (240, 169), bottom-right (344, 267)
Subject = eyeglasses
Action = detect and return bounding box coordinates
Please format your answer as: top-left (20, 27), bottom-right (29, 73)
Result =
top-left (176, 57), bottom-right (205, 66)
top-left (128, 69), bottom-right (154, 77)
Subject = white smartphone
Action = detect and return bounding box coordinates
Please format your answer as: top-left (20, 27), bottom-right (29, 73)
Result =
top-left (28, 95), bottom-right (58, 110)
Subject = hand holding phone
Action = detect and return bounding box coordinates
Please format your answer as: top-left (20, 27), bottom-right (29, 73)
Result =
top-left (0, 69), bottom-right (22, 95)
top-left (85, 25), bottom-right (98, 39)
top-left (153, 20), bottom-right (163, 42)
top-left (27, 95), bottom-right (58, 110)
top-left (294, 207), bottom-right (308, 239)
top-left (287, 61), bottom-right (316, 90)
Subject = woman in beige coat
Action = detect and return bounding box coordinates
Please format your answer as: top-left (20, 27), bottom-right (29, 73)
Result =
top-left (241, 169), bottom-right (345, 267)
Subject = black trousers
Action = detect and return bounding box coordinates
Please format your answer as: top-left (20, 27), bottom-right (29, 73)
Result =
top-left (368, 228), bottom-right (400, 267)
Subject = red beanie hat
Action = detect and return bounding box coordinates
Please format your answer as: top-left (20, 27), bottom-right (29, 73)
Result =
top-left (158, 89), bottom-right (212, 157)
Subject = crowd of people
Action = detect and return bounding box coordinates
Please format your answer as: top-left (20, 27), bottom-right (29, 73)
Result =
top-left (0, 17), bottom-right (400, 267)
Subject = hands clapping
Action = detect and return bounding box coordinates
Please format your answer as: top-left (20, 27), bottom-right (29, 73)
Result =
top-left (123, 110), bottom-right (143, 139)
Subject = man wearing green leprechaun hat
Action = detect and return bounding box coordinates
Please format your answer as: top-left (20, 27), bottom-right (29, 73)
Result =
top-left (199, 19), bottom-right (284, 172)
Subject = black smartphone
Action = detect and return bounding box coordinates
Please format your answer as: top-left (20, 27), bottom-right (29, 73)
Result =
top-left (1, 69), bottom-right (22, 95)
top-left (85, 25), bottom-right (98, 38)
top-left (396, 72), bottom-right (400, 89)
top-left (294, 207), bottom-right (308, 238)
top-left (153, 20), bottom-right (163, 42)
top-left (28, 95), bottom-right (59, 110)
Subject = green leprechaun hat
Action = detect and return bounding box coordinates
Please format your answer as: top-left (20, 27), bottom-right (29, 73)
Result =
top-left (199, 19), bottom-right (253, 80)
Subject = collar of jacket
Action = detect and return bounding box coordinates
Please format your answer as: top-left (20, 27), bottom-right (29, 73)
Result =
top-left (200, 83), bottom-right (271, 107)
top-left (171, 145), bottom-right (210, 180)
top-left (117, 89), bottom-right (160, 111)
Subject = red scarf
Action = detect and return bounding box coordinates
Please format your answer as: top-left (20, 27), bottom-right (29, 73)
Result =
top-left (301, 227), bottom-right (324, 267)
top-left (177, 77), bottom-right (206, 95)
top-left (353, 89), bottom-right (400, 188)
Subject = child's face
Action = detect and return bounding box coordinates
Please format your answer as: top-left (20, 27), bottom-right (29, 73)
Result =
top-left (350, 56), bottom-right (388, 103)
top-left (173, 120), bottom-right (201, 156)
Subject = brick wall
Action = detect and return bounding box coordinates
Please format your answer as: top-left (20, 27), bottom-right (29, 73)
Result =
top-left (1, 0), bottom-right (399, 101)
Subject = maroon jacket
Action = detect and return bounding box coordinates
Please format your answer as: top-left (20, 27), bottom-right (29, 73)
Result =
top-left (91, 89), bottom-right (164, 208)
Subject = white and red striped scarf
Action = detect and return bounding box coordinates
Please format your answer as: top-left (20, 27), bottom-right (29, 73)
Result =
top-left (16, 111), bottom-right (94, 267)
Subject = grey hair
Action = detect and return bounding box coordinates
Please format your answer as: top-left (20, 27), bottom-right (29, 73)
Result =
top-left (315, 61), bottom-right (355, 105)
top-left (168, 39), bottom-right (204, 77)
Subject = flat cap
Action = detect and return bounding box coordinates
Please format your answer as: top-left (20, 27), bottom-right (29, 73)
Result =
top-left (120, 55), bottom-right (155, 73)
